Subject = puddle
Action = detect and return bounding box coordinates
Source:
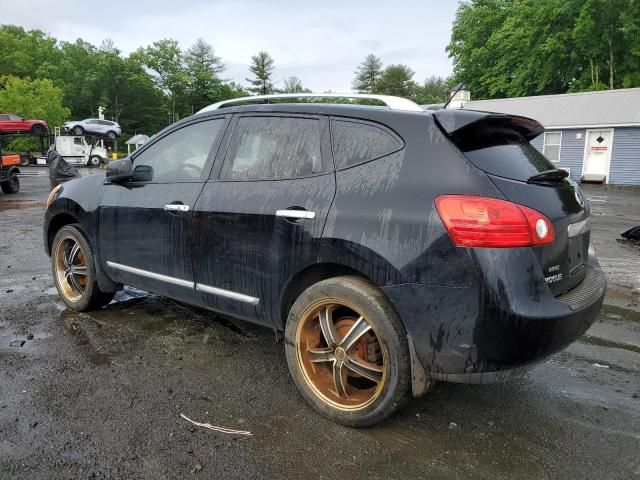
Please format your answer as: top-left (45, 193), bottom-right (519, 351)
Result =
top-left (601, 304), bottom-right (640, 323)
top-left (0, 200), bottom-right (45, 211)
top-left (61, 311), bottom-right (122, 366)
top-left (580, 335), bottom-right (640, 354)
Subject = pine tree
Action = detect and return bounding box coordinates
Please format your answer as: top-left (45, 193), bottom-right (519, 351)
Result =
top-left (186, 38), bottom-right (225, 111)
top-left (246, 51), bottom-right (275, 95)
top-left (352, 54), bottom-right (383, 93)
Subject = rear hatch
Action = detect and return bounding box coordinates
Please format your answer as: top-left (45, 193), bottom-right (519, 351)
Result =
top-left (434, 109), bottom-right (590, 296)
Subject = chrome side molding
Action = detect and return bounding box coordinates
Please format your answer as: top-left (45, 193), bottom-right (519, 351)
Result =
top-left (105, 261), bottom-right (260, 305)
top-left (106, 261), bottom-right (194, 288)
top-left (195, 284), bottom-right (260, 305)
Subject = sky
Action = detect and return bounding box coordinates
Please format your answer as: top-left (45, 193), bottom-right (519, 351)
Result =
top-left (5, 0), bottom-right (459, 92)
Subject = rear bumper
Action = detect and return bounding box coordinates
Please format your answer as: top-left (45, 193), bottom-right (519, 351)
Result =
top-left (383, 253), bottom-right (606, 385)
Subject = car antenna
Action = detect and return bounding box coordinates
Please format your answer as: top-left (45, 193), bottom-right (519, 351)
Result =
top-left (443, 82), bottom-right (465, 110)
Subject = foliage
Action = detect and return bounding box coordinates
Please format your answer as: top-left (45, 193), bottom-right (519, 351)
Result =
top-left (353, 54), bottom-right (383, 93)
top-left (186, 38), bottom-right (226, 112)
top-left (374, 64), bottom-right (417, 98)
top-left (135, 39), bottom-right (189, 122)
top-left (281, 76), bottom-right (312, 94)
top-left (246, 51), bottom-right (275, 95)
top-left (0, 76), bottom-right (70, 126)
top-left (447, 0), bottom-right (640, 99)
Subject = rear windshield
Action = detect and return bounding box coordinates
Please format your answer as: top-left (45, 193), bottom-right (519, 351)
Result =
top-left (452, 124), bottom-right (555, 182)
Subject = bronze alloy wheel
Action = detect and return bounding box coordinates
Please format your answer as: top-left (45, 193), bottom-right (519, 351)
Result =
top-left (53, 235), bottom-right (89, 303)
top-left (295, 299), bottom-right (388, 411)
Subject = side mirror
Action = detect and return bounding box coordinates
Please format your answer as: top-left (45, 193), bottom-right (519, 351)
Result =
top-left (106, 158), bottom-right (132, 183)
top-left (131, 164), bottom-right (153, 182)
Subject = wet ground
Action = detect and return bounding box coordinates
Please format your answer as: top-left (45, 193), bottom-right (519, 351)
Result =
top-left (1, 168), bottom-right (639, 479)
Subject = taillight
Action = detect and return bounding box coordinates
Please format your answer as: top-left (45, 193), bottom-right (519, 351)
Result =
top-left (435, 195), bottom-right (555, 248)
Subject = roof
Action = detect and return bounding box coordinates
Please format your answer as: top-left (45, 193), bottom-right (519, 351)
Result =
top-left (126, 134), bottom-right (149, 145)
top-left (460, 88), bottom-right (640, 129)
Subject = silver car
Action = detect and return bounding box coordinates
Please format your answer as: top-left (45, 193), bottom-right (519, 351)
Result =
top-left (63, 118), bottom-right (122, 140)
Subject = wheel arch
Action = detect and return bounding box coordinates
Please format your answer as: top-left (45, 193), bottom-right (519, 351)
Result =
top-left (278, 262), bottom-right (378, 331)
top-left (46, 213), bottom-right (80, 254)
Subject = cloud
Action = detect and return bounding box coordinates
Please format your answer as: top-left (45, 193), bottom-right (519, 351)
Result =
top-left (6, 0), bottom-right (457, 91)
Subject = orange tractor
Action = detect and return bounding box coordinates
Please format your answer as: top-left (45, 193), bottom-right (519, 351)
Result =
top-left (0, 149), bottom-right (21, 194)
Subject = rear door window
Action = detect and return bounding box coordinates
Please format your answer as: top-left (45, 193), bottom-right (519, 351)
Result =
top-left (330, 119), bottom-right (404, 169)
top-left (452, 124), bottom-right (556, 182)
top-left (220, 116), bottom-right (322, 180)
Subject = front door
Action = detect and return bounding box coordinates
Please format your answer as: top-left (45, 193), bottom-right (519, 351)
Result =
top-left (192, 114), bottom-right (335, 327)
top-left (98, 116), bottom-right (229, 303)
top-left (583, 129), bottom-right (613, 182)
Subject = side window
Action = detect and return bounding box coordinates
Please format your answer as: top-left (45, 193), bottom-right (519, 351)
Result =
top-left (220, 116), bottom-right (321, 180)
top-left (73, 137), bottom-right (83, 145)
top-left (331, 119), bottom-right (404, 169)
top-left (0, 115), bottom-right (9, 120)
top-left (9, 114), bottom-right (21, 121)
top-left (133, 119), bottom-right (225, 182)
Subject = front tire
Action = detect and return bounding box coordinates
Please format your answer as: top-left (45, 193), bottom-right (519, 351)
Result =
top-left (51, 225), bottom-right (114, 311)
top-left (285, 276), bottom-right (411, 427)
top-left (1, 174), bottom-right (19, 194)
top-left (72, 126), bottom-right (84, 136)
top-left (88, 155), bottom-right (102, 167)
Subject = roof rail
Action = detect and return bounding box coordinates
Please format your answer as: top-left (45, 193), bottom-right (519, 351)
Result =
top-left (197, 93), bottom-right (424, 113)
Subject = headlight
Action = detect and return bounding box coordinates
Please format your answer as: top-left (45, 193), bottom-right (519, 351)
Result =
top-left (47, 184), bottom-right (63, 208)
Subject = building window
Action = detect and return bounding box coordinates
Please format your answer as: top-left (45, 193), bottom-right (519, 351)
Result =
top-left (543, 131), bottom-right (562, 162)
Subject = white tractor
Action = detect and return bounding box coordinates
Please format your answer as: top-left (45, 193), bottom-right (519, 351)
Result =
top-left (53, 135), bottom-right (108, 167)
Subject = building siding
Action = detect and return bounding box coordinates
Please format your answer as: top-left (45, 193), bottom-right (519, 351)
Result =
top-left (609, 127), bottom-right (640, 185)
top-left (533, 129), bottom-right (586, 182)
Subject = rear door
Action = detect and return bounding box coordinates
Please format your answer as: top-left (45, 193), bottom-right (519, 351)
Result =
top-left (99, 116), bottom-right (229, 303)
top-left (436, 112), bottom-right (590, 295)
top-left (191, 113), bottom-right (335, 326)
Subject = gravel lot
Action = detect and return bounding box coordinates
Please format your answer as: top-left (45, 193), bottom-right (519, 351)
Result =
top-left (1, 168), bottom-right (639, 479)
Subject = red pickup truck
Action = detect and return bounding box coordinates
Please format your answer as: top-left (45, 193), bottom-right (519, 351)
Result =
top-left (0, 113), bottom-right (48, 135)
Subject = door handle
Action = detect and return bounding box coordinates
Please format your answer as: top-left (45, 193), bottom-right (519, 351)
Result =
top-left (164, 204), bottom-right (190, 212)
top-left (275, 209), bottom-right (315, 219)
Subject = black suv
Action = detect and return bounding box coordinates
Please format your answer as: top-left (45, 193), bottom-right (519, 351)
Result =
top-left (44, 95), bottom-right (605, 426)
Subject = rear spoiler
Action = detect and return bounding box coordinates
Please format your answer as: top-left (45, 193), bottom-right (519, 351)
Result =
top-left (432, 109), bottom-right (544, 141)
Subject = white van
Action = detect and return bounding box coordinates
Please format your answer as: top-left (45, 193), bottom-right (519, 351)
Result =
top-left (54, 136), bottom-right (108, 167)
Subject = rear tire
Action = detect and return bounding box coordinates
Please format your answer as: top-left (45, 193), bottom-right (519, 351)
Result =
top-left (51, 225), bottom-right (115, 311)
top-left (1, 174), bottom-right (19, 194)
top-left (31, 124), bottom-right (46, 135)
top-left (106, 131), bottom-right (116, 140)
top-left (285, 276), bottom-right (411, 427)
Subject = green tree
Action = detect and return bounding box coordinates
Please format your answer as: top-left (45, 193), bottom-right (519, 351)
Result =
top-left (447, 0), bottom-right (640, 98)
top-left (0, 25), bottom-right (61, 79)
top-left (281, 76), bottom-right (311, 93)
top-left (352, 54), bottom-right (383, 93)
top-left (413, 75), bottom-right (450, 104)
top-left (374, 64), bottom-right (416, 97)
top-left (135, 39), bottom-right (188, 122)
top-left (246, 51), bottom-right (275, 95)
top-left (0, 76), bottom-right (70, 127)
top-left (185, 38), bottom-right (225, 113)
